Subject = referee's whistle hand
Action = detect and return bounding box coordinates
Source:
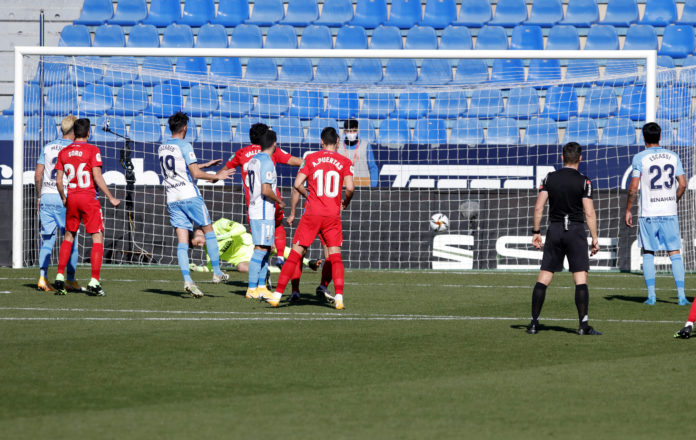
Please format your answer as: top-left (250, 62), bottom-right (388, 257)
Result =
top-left (532, 234), bottom-right (542, 250)
top-left (625, 211), bottom-right (633, 228)
top-left (591, 240), bottom-right (600, 256)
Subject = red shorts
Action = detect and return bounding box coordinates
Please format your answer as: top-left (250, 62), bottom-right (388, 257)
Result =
top-left (293, 215), bottom-right (342, 248)
top-left (65, 195), bottom-right (103, 234)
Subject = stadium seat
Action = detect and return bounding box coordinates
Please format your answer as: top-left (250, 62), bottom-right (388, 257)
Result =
top-left (348, 59), bottom-right (383, 84)
top-left (358, 92), bottom-right (396, 119)
top-left (546, 25), bottom-right (580, 50)
top-left (523, 117), bottom-right (558, 144)
top-left (674, 119), bottom-right (695, 146)
top-left (336, 26), bottom-right (368, 49)
top-left (490, 59), bottom-right (524, 83)
top-left (474, 26), bottom-right (508, 50)
top-left (182, 84), bottom-right (219, 117)
top-left (540, 85), bottom-right (578, 121)
top-left (300, 25), bottom-right (332, 48)
top-left (129, 115), bottom-right (163, 143)
top-left (74, 0), bottom-right (113, 25)
top-left (527, 59), bottom-right (561, 86)
top-left (641, 0), bottom-right (677, 26)
top-left (175, 57), bottom-right (208, 88)
top-left (617, 84), bottom-right (645, 121)
top-left (91, 116), bottom-right (127, 142)
top-left (197, 117), bottom-right (233, 142)
top-left (454, 0), bottom-right (491, 27)
top-left (623, 25), bottom-right (658, 50)
top-left (656, 119), bottom-right (675, 145)
top-left (71, 56), bottom-right (104, 86)
top-left (378, 118), bottom-right (410, 145)
top-left (30, 58), bottom-right (70, 86)
top-left (214, 0), bottom-right (248, 26)
top-left (127, 24), bottom-right (160, 47)
top-left (527, 0), bottom-right (563, 27)
top-left (2, 84), bottom-right (41, 116)
top-left (601, 0), bottom-right (638, 27)
top-left (78, 83), bottom-right (114, 116)
top-left (139, 57), bottom-right (173, 86)
top-left (413, 118), bottom-right (447, 144)
top-left (314, 0), bottom-right (353, 26)
top-left (352, 0), bottom-right (387, 28)
top-left (196, 23), bottom-right (228, 48)
top-left (510, 25), bottom-right (543, 50)
top-left (215, 87), bottom-right (254, 117)
top-left (25, 115), bottom-right (58, 141)
top-left (274, 117), bottom-right (305, 144)
top-left (657, 55), bottom-right (677, 86)
top-left (288, 90), bottom-right (322, 120)
top-left (584, 25), bottom-right (619, 50)
top-left (450, 118), bottom-right (484, 144)
top-left (394, 92), bottom-right (430, 119)
top-left (381, 59), bottom-right (418, 85)
top-left (179, 0), bottom-right (215, 26)
top-left (230, 25), bottom-right (263, 48)
top-left (93, 24), bottom-right (125, 47)
top-left (280, 0), bottom-right (318, 26)
top-left (563, 117), bottom-right (598, 146)
top-left (144, 83), bottom-right (183, 118)
top-left (245, 58), bottom-right (279, 81)
top-left (597, 59), bottom-right (638, 87)
top-left (232, 117), bottom-right (262, 143)
top-left (489, 0), bottom-right (527, 27)
top-left (324, 91), bottom-right (359, 119)
top-left (659, 25), bottom-right (695, 58)
top-left (468, 89), bottom-right (504, 119)
top-left (370, 26), bottom-right (403, 49)
top-left (278, 58), bottom-right (313, 82)
top-left (59, 25), bottom-right (91, 46)
top-left (658, 86), bottom-right (692, 120)
top-left (561, 0), bottom-right (598, 27)
top-left (440, 26), bottom-right (472, 50)
top-left (45, 85), bottom-right (77, 116)
top-left (422, 0), bottom-right (456, 29)
top-left (265, 25), bottom-right (298, 49)
top-left (142, 0), bottom-right (181, 27)
top-left (305, 117), bottom-right (339, 143)
top-left (429, 91), bottom-right (468, 118)
top-left (356, 118), bottom-right (377, 143)
top-left (485, 117), bottom-right (519, 144)
top-left (503, 87), bottom-right (539, 119)
top-left (314, 59), bottom-right (349, 83)
top-left (599, 117), bottom-right (637, 146)
top-left (565, 59), bottom-right (599, 86)
top-left (417, 59), bottom-right (453, 84)
top-left (405, 26), bottom-right (438, 50)
top-left (680, 0), bottom-right (696, 25)
top-left (252, 89), bottom-right (289, 118)
top-left (386, 0), bottom-right (422, 29)
top-left (678, 55), bottom-right (696, 86)
top-left (162, 24), bottom-right (194, 48)
top-left (109, 0), bottom-right (148, 25)
top-left (452, 59), bottom-right (489, 84)
top-left (108, 83), bottom-right (148, 116)
top-left (246, 0), bottom-right (284, 25)
top-left (579, 87), bottom-right (617, 118)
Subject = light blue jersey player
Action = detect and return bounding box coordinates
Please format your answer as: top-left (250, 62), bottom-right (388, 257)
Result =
top-left (158, 112), bottom-right (234, 297)
top-left (244, 129), bottom-right (285, 299)
top-left (33, 116), bottom-right (80, 292)
top-left (625, 122), bottom-right (689, 306)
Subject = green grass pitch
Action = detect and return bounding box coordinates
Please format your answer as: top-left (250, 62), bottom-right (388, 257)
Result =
top-left (0, 266), bottom-right (694, 439)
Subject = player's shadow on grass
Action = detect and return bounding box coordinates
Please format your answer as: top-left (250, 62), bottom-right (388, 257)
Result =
top-left (604, 294), bottom-right (688, 305)
top-left (510, 324), bottom-right (578, 334)
top-left (143, 288), bottom-right (223, 299)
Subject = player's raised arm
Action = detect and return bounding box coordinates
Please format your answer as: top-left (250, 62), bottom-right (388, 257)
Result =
top-left (188, 162), bottom-right (235, 182)
top-left (198, 158), bottom-right (223, 169)
top-left (532, 190), bottom-right (548, 250)
top-left (92, 166), bottom-right (120, 207)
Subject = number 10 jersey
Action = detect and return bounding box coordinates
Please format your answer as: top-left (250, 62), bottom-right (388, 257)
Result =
top-left (158, 138), bottom-right (201, 203)
top-left (632, 147), bottom-right (685, 217)
top-left (300, 150), bottom-right (354, 218)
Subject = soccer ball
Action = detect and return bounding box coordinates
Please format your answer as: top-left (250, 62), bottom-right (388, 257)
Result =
top-left (429, 213), bottom-right (449, 232)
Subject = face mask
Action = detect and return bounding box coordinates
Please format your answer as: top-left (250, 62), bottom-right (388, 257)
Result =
top-left (345, 132), bottom-right (358, 142)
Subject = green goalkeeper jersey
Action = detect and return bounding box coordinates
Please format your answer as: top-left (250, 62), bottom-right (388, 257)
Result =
top-left (205, 218), bottom-right (254, 269)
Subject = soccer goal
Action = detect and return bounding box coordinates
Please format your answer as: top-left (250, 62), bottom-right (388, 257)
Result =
top-left (14, 46), bottom-right (694, 272)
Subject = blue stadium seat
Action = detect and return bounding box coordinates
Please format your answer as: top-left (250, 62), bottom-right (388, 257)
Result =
top-left (300, 25), bottom-right (332, 48)
top-left (523, 117), bottom-right (558, 144)
top-left (91, 116), bottom-right (126, 142)
top-left (678, 55), bottom-right (696, 86)
top-left (489, 0), bottom-right (527, 27)
top-left (600, 117), bottom-right (637, 146)
top-left (352, 0), bottom-right (387, 28)
top-left (215, 87), bottom-right (254, 117)
top-left (579, 87), bottom-right (617, 118)
top-left (279, 58), bottom-right (313, 82)
top-left (358, 92), bottom-right (396, 119)
top-left (504, 87), bottom-right (539, 119)
top-left (386, 0), bottom-right (422, 29)
top-left (394, 92), bottom-right (430, 119)
top-left (659, 25), bottom-right (695, 58)
top-left (129, 115), bottom-right (163, 143)
top-left (246, 0), bottom-right (284, 25)
top-left (623, 24), bottom-right (658, 50)
top-left (563, 117), bottom-right (598, 146)
top-left (179, 0), bottom-right (215, 26)
top-left (450, 118), bottom-right (484, 144)
top-left (198, 117), bottom-right (233, 142)
top-left (414, 118), bottom-right (447, 144)
top-left (584, 25), bottom-right (619, 50)
top-left (25, 116), bottom-right (58, 141)
top-left (265, 25), bottom-right (298, 48)
top-left (422, 0), bottom-right (456, 29)
top-left (109, 0), bottom-right (147, 25)
top-left (288, 90), bottom-right (322, 119)
top-left (127, 24), bottom-right (160, 47)
top-left (452, 59), bottom-right (489, 84)
top-left (510, 25), bottom-right (543, 50)
top-left (370, 26), bottom-right (403, 49)
top-left (561, 0), bottom-right (598, 27)
top-left (378, 118), bottom-right (410, 144)
top-left (162, 24), bottom-right (194, 48)
top-left (474, 26), bottom-right (508, 50)
top-left (528, 59), bottom-right (561, 86)
top-left (314, 59), bottom-right (349, 83)
top-left (78, 83), bottom-right (113, 116)
top-left (108, 83), bottom-right (148, 116)
top-left (196, 23), bottom-right (228, 47)
top-left (142, 0), bottom-right (181, 27)
top-left (336, 26), bottom-right (368, 49)
top-left (657, 55), bottom-right (677, 86)
top-left (214, 0), bottom-right (248, 26)
top-left (680, 0), bottom-right (696, 25)
top-left (658, 86), bottom-right (692, 120)
top-left (45, 84), bottom-right (77, 116)
top-left (230, 25), bottom-right (263, 48)
top-left (617, 84), bottom-right (645, 121)
top-left (275, 117), bottom-right (305, 143)
top-left (348, 59), bottom-right (383, 84)
top-left (417, 60), bottom-right (453, 84)
top-left (245, 59), bottom-right (278, 81)
top-left (252, 89), bottom-right (290, 118)
top-left (405, 26), bottom-right (438, 49)
top-left (175, 57), bottom-right (208, 88)
top-left (232, 117), bottom-right (262, 143)
top-left (2, 84), bottom-right (41, 116)
top-left (540, 85), bottom-right (578, 121)
top-left (166, 117), bottom-right (197, 143)
top-left (93, 24), bottom-right (125, 47)
top-left (429, 91), bottom-right (467, 118)
top-left (314, 0), bottom-right (353, 26)
top-left (324, 91), bottom-right (359, 119)
top-left (59, 25), bottom-right (91, 46)
top-left (355, 118), bottom-right (377, 143)
top-left (74, 0), bottom-right (113, 25)
top-left (546, 25), bottom-right (579, 50)
top-left (182, 84), bottom-right (218, 117)
top-left (144, 83), bottom-right (183, 117)
top-left (674, 119), bottom-right (696, 146)
top-left (139, 57), bottom-right (173, 86)
top-left (71, 56), bottom-right (104, 86)
top-left (30, 58), bottom-right (70, 86)
top-left (565, 59), bottom-right (599, 86)
top-left (440, 26), bottom-right (472, 49)
top-left (281, 0), bottom-right (318, 26)
top-left (526, 0), bottom-right (563, 27)
top-left (381, 59), bottom-right (418, 85)
top-left (306, 117), bottom-right (339, 143)
top-left (641, 0), bottom-right (677, 26)
top-left (601, 0), bottom-right (638, 27)
top-left (485, 117), bottom-right (519, 144)
top-left (468, 89), bottom-right (504, 119)
top-left (598, 59), bottom-right (638, 87)
top-left (490, 59), bottom-right (524, 83)
top-left (454, 0), bottom-right (491, 27)
top-left (656, 119), bottom-right (675, 145)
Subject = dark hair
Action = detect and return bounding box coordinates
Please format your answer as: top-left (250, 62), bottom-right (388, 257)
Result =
top-left (249, 123), bottom-right (269, 145)
top-left (321, 127), bottom-right (339, 146)
top-left (260, 129), bottom-right (277, 150)
top-left (168, 111), bottom-right (189, 134)
top-left (343, 118), bottom-right (358, 130)
top-left (642, 122), bottom-right (661, 144)
top-left (73, 118), bottom-right (91, 138)
top-left (562, 142), bottom-right (582, 164)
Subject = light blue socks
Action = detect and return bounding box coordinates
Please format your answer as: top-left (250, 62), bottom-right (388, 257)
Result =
top-left (248, 248), bottom-right (266, 290)
top-left (204, 231), bottom-right (222, 276)
top-left (39, 233), bottom-right (78, 281)
top-left (643, 253), bottom-right (656, 305)
top-left (670, 254), bottom-right (689, 305)
top-left (177, 242), bottom-right (193, 283)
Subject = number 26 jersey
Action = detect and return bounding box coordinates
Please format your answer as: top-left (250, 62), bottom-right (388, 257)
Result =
top-left (300, 150), bottom-right (354, 218)
top-left (632, 147), bottom-right (685, 217)
top-left (55, 141), bottom-right (103, 198)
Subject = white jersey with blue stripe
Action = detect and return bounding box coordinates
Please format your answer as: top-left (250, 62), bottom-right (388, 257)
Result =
top-left (631, 147), bottom-right (685, 217)
top-left (37, 138), bottom-right (72, 197)
top-left (158, 138), bottom-right (201, 203)
top-left (247, 152), bottom-right (277, 220)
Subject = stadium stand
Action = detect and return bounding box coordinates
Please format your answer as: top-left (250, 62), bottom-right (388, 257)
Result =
top-left (641, 0), bottom-right (677, 26)
top-left (504, 87), bottom-right (540, 119)
top-left (196, 23), bottom-right (228, 48)
top-left (179, 0), bottom-right (215, 27)
top-left (524, 117), bottom-right (559, 145)
top-left (454, 0), bottom-right (491, 27)
top-left (429, 91), bottom-right (467, 118)
top-left (215, 87), bottom-right (254, 117)
top-left (680, 0), bottom-right (696, 25)
top-left (232, 118), bottom-right (260, 143)
top-left (129, 115), bottom-right (163, 143)
top-left (579, 87), bottom-right (618, 118)
top-left (405, 26), bottom-right (438, 50)
top-left (210, 57), bottom-right (242, 82)
top-left (395, 92), bottom-right (430, 119)
top-left (414, 118), bottom-right (447, 144)
top-left (623, 25), bottom-right (658, 50)
top-left (246, 0), bottom-right (284, 26)
top-left (452, 59), bottom-right (489, 84)
top-left (541, 86), bottom-right (578, 121)
top-left (278, 58), bottom-right (314, 82)
top-left (93, 24), bottom-right (126, 47)
top-left (252, 88), bottom-right (290, 118)
top-left (245, 58), bottom-right (278, 81)
top-left (528, 59), bottom-right (562, 85)
top-left (199, 117), bottom-right (233, 142)
top-left (377, 118), bottom-right (410, 145)
top-left (142, 0), bottom-right (181, 27)
top-left (109, 0), bottom-right (148, 25)
top-left (348, 59), bottom-right (383, 83)
top-left (127, 24), bottom-right (160, 47)
top-left (78, 83), bottom-right (114, 116)
top-left (109, 83), bottom-right (149, 116)
top-left (468, 89), bottom-right (504, 119)
top-left (213, 0), bottom-right (248, 26)
top-left (381, 59), bottom-right (418, 84)
top-left (91, 116), bottom-right (127, 142)
top-left (265, 25), bottom-right (298, 48)
top-left (74, 0), bottom-right (113, 25)
top-left (560, 0), bottom-right (599, 27)
top-left (314, 58), bottom-right (349, 83)
top-left (546, 25), bottom-right (580, 49)
top-left (300, 25), bottom-right (333, 48)
top-left (335, 25), bottom-right (367, 49)
top-left (601, 0), bottom-right (639, 27)
top-left (563, 117), bottom-right (598, 145)
top-left (288, 90), bottom-right (322, 119)
top-left (474, 26), bottom-right (508, 50)
top-left (275, 117), bottom-right (305, 143)
top-left (358, 92), bottom-right (396, 119)
top-left (440, 25), bottom-right (472, 50)
top-left (314, 0), bottom-right (354, 26)
top-left (281, 0), bottom-right (319, 26)
top-left (59, 24), bottom-right (91, 46)
top-left (25, 116), bottom-right (58, 141)
top-left (370, 25), bottom-right (403, 49)
top-left (584, 25), bottom-right (620, 50)
top-left (229, 24), bottom-right (263, 48)
top-left (659, 24), bottom-right (695, 58)
top-left (617, 84), bottom-right (646, 121)
top-left (422, 0), bottom-right (456, 29)
top-left (306, 117), bottom-right (340, 143)
top-left (489, 0), bottom-right (528, 27)
top-left (325, 91), bottom-right (359, 119)
top-left (485, 117), bottom-right (520, 144)
top-left (511, 25), bottom-right (544, 50)
top-left (161, 24), bottom-right (194, 48)
top-left (0, 116), bottom-right (13, 140)
top-left (600, 117), bottom-right (637, 146)
top-left (175, 57), bottom-right (208, 87)
top-left (526, 0), bottom-right (563, 27)
top-left (351, 0), bottom-right (387, 28)
top-left (182, 84), bottom-right (219, 117)
top-left (450, 118), bottom-right (484, 144)
top-left (45, 84), bottom-right (78, 116)
top-left (144, 83), bottom-right (183, 118)
top-left (490, 59), bottom-right (525, 83)
top-left (2, 84), bottom-right (41, 116)
top-left (386, 0), bottom-right (422, 29)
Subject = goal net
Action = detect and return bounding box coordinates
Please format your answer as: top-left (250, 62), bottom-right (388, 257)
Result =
top-left (13, 47), bottom-right (695, 272)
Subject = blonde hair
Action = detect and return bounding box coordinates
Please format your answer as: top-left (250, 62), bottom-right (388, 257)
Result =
top-left (61, 115), bottom-right (77, 135)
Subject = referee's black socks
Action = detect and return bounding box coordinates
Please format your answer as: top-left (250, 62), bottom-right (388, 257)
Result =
top-left (531, 282), bottom-right (547, 323)
top-left (575, 284), bottom-right (590, 328)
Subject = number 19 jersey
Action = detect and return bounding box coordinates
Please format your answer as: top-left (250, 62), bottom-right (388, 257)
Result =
top-left (158, 138), bottom-right (201, 203)
top-left (300, 150), bottom-right (354, 217)
top-left (55, 141), bottom-right (103, 198)
top-left (632, 147), bottom-right (685, 217)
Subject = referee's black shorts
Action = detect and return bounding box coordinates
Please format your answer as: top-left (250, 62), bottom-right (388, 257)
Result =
top-left (540, 222), bottom-right (590, 273)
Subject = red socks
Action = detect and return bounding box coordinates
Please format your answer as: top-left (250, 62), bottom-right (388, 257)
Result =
top-left (328, 253), bottom-right (344, 296)
top-left (275, 249), bottom-right (302, 294)
top-left (688, 301), bottom-right (696, 323)
top-left (320, 258), bottom-right (333, 288)
top-left (91, 242), bottom-right (104, 281)
top-left (274, 225), bottom-right (286, 257)
top-left (57, 239), bottom-right (74, 276)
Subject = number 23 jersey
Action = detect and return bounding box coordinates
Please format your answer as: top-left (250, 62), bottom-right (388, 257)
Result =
top-left (55, 141), bottom-right (103, 198)
top-left (632, 147), bottom-right (685, 217)
top-left (158, 138), bottom-right (201, 203)
top-left (300, 150), bottom-right (354, 217)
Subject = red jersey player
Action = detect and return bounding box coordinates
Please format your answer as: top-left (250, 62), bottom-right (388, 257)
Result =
top-left (53, 118), bottom-right (120, 296)
top-left (267, 127), bottom-right (354, 310)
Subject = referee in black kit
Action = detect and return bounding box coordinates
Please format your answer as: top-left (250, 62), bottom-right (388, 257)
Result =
top-left (527, 142), bottom-right (602, 336)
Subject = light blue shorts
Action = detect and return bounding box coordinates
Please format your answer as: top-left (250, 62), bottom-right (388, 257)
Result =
top-left (638, 215), bottom-right (682, 251)
top-left (250, 219), bottom-right (275, 247)
top-left (168, 197), bottom-right (211, 231)
top-left (40, 194), bottom-right (66, 236)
